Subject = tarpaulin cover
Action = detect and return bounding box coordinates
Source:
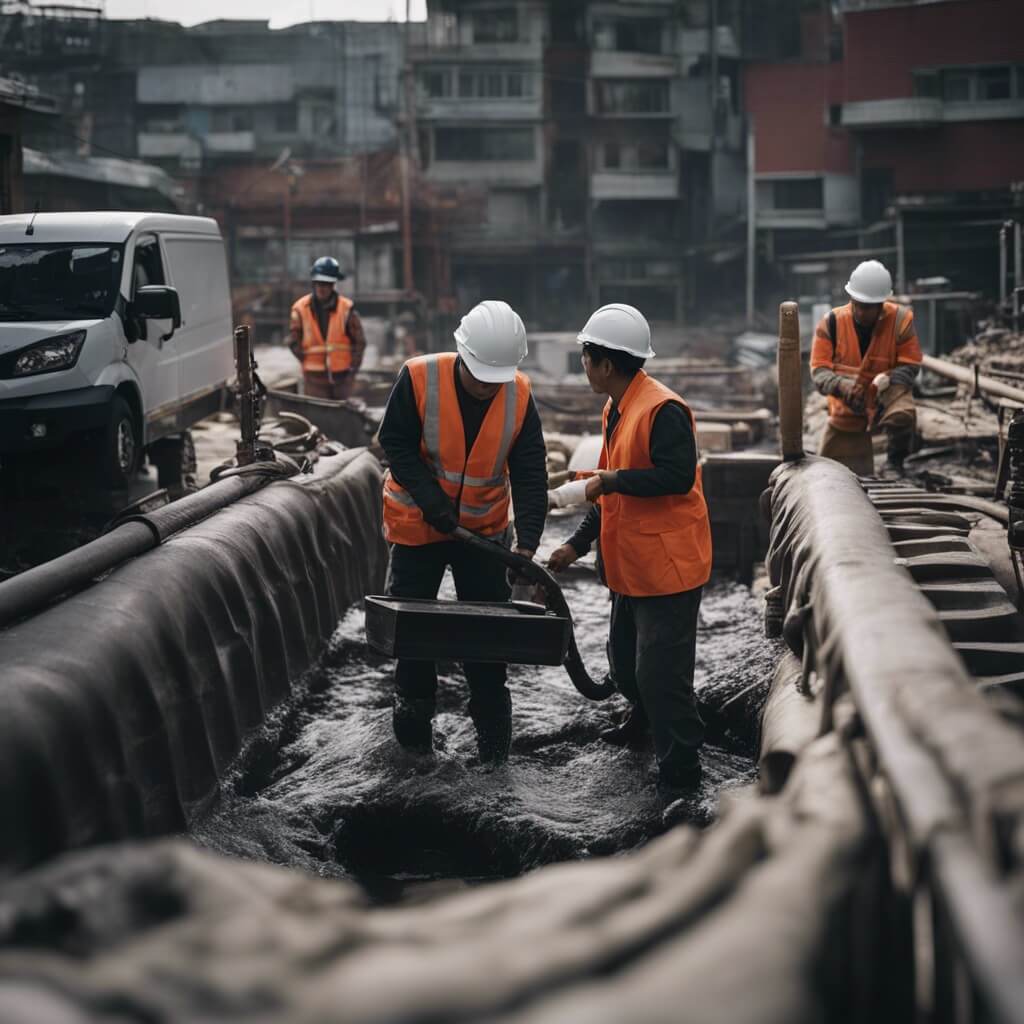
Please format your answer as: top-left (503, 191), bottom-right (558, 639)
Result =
top-left (0, 449), bottom-right (387, 878)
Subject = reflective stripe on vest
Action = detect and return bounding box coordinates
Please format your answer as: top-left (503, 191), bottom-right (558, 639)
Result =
top-left (597, 372), bottom-right (713, 597)
top-left (827, 301), bottom-right (909, 432)
top-left (382, 352), bottom-right (531, 546)
top-left (293, 293), bottom-right (354, 374)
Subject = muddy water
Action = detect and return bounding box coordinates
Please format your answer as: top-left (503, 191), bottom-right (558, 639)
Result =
top-left (191, 514), bottom-right (780, 899)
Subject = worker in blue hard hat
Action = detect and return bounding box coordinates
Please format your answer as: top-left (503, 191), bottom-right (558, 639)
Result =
top-left (289, 256), bottom-right (366, 400)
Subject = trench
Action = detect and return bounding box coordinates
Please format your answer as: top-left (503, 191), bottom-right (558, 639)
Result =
top-left (190, 513), bottom-right (780, 901)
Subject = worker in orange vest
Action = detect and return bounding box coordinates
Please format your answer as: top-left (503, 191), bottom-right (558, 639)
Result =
top-left (378, 300), bottom-right (548, 766)
top-left (289, 257), bottom-right (366, 400)
top-left (547, 304), bottom-right (712, 816)
top-left (810, 259), bottom-right (922, 477)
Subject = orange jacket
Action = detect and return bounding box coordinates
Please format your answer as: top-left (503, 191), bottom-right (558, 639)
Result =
top-left (811, 301), bottom-right (921, 432)
top-left (383, 353), bottom-right (532, 546)
top-left (598, 372), bottom-right (712, 597)
top-left (291, 293), bottom-right (354, 374)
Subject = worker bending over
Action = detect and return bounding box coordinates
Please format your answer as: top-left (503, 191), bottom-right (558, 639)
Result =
top-left (810, 259), bottom-right (922, 477)
top-left (547, 304), bottom-right (712, 811)
top-left (378, 300), bottom-right (547, 765)
top-left (289, 256), bottom-right (366, 400)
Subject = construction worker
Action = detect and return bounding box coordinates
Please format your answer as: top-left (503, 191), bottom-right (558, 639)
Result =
top-left (810, 259), bottom-right (923, 477)
top-left (289, 256), bottom-right (366, 400)
top-left (378, 300), bottom-right (547, 766)
top-left (546, 304), bottom-right (713, 812)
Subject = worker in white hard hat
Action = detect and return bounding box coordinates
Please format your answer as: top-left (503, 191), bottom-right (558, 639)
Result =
top-left (378, 300), bottom-right (548, 765)
top-left (546, 304), bottom-right (713, 820)
top-left (810, 259), bottom-right (922, 476)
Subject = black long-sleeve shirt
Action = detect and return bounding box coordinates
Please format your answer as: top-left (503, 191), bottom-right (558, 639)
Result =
top-left (567, 399), bottom-right (697, 557)
top-left (378, 357), bottom-right (548, 552)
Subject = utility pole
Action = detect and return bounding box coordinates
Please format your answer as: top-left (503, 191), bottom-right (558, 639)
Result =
top-left (400, 0), bottom-right (415, 295)
top-left (746, 118), bottom-right (756, 325)
top-left (707, 0), bottom-right (718, 242)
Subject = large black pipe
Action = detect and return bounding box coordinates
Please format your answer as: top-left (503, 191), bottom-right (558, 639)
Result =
top-left (0, 472), bottom-right (275, 629)
top-left (452, 526), bottom-right (615, 701)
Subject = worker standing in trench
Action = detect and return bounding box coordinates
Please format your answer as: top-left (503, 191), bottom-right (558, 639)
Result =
top-left (378, 300), bottom-right (548, 765)
top-left (810, 259), bottom-right (923, 477)
top-left (546, 304), bottom-right (713, 814)
top-left (289, 256), bottom-right (367, 400)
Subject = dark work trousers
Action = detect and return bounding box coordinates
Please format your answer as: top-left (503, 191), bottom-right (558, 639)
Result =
top-left (607, 586), bottom-right (705, 784)
top-left (385, 536), bottom-right (512, 728)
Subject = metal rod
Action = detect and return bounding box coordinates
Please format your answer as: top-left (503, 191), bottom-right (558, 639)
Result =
top-left (234, 324), bottom-right (259, 466)
top-left (999, 221), bottom-right (1010, 311)
top-left (922, 354), bottom-right (1024, 406)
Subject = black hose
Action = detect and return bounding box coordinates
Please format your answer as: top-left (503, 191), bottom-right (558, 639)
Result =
top-left (452, 527), bottom-right (614, 701)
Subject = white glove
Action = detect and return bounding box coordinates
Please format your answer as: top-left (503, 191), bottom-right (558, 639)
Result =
top-left (547, 478), bottom-right (590, 509)
top-left (872, 372), bottom-right (891, 395)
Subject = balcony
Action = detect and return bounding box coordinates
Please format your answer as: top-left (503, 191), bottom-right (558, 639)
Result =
top-left (417, 96), bottom-right (542, 122)
top-left (137, 131), bottom-right (255, 159)
top-left (590, 50), bottom-right (677, 79)
top-left (592, 171), bottom-right (678, 201)
top-left (841, 97), bottom-right (943, 128)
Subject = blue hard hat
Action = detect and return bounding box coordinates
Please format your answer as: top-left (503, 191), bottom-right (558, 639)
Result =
top-left (311, 256), bottom-right (344, 282)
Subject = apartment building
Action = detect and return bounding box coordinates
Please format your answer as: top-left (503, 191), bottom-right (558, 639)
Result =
top-left (745, 0), bottom-right (1024, 304)
top-left (411, 0), bottom-right (749, 331)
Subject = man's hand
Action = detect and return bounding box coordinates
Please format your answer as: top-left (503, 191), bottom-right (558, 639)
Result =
top-left (835, 378), bottom-right (866, 413)
top-left (547, 544), bottom-right (580, 573)
top-left (425, 505), bottom-right (459, 535)
top-left (584, 470), bottom-right (618, 502)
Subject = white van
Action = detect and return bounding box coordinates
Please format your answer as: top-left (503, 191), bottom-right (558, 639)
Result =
top-left (0, 212), bottom-right (234, 487)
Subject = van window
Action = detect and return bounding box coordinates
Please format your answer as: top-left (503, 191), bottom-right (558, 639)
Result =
top-left (131, 234), bottom-right (166, 340)
top-left (0, 243), bottom-right (123, 321)
top-left (162, 235), bottom-right (229, 330)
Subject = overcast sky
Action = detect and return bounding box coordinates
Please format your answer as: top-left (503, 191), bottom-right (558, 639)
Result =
top-left (106, 0), bottom-right (426, 29)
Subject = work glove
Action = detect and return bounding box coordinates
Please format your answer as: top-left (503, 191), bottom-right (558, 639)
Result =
top-left (424, 504), bottom-right (459, 535)
top-left (872, 372), bottom-right (891, 403)
top-left (834, 378), bottom-right (866, 414)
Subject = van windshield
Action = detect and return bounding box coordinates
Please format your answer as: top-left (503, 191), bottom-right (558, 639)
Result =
top-left (0, 243), bottom-right (124, 321)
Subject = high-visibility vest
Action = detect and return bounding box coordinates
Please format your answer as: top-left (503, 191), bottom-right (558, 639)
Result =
top-left (383, 352), bottom-right (531, 546)
top-left (811, 301), bottom-right (922, 432)
top-left (597, 372), bottom-right (712, 597)
top-left (291, 293), bottom-right (354, 374)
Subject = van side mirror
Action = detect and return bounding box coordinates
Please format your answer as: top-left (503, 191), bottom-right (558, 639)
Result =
top-left (134, 285), bottom-right (182, 328)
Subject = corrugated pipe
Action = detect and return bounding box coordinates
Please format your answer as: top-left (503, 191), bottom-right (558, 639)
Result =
top-left (777, 301), bottom-right (804, 461)
top-left (0, 469), bottom-right (286, 630)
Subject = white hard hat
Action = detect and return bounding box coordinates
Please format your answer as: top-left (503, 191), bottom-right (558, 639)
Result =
top-left (845, 260), bottom-right (893, 304)
top-left (577, 303), bottom-right (655, 359)
top-left (454, 300), bottom-right (528, 384)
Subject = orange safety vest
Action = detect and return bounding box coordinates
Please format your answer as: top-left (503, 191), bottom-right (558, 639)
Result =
top-left (597, 372), bottom-right (713, 597)
top-left (383, 352), bottom-right (532, 546)
top-left (811, 301), bottom-right (922, 432)
top-left (292, 293), bottom-right (354, 374)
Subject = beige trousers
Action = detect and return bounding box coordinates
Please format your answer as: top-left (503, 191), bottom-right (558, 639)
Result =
top-left (818, 385), bottom-right (916, 476)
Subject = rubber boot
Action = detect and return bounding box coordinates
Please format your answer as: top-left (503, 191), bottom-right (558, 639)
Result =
top-left (392, 694), bottom-right (434, 754)
top-left (657, 756), bottom-right (703, 827)
top-left (599, 702), bottom-right (649, 749)
top-left (469, 687), bottom-right (512, 766)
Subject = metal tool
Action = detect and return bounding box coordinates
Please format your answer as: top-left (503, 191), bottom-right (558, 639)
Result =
top-left (365, 526), bottom-right (615, 701)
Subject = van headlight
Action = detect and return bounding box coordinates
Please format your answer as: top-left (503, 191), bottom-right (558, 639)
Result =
top-left (2, 331), bottom-right (86, 378)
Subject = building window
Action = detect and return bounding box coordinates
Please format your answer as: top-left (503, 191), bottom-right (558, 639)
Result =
top-left (911, 70), bottom-right (941, 99)
top-left (636, 140), bottom-right (669, 169)
top-left (472, 8), bottom-right (518, 44)
top-left (456, 69), bottom-right (534, 99)
top-left (978, 66), bottom-right (1011, 101)
top-left (595, 80), bottom-right (670, 114)
top-left (603, 142), bottom-right (621, 169)
top-left (773, 178), bottom-right (823, 211)
top-left (422, 71), bottom-right (452, 98)
top-left (593, 18), bottom-right (664, 55)
top-left (274, 104), bottom-right (297, 133)
top-left (828, 104), bottom-right (842, 127)
top-left (435, 126), bottom-right (534, 161)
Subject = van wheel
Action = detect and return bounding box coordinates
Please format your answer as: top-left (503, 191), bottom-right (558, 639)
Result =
top-left (149, 432), bottom-right (198, 498)
top-left (99, 396), bottom-right (140, 489)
